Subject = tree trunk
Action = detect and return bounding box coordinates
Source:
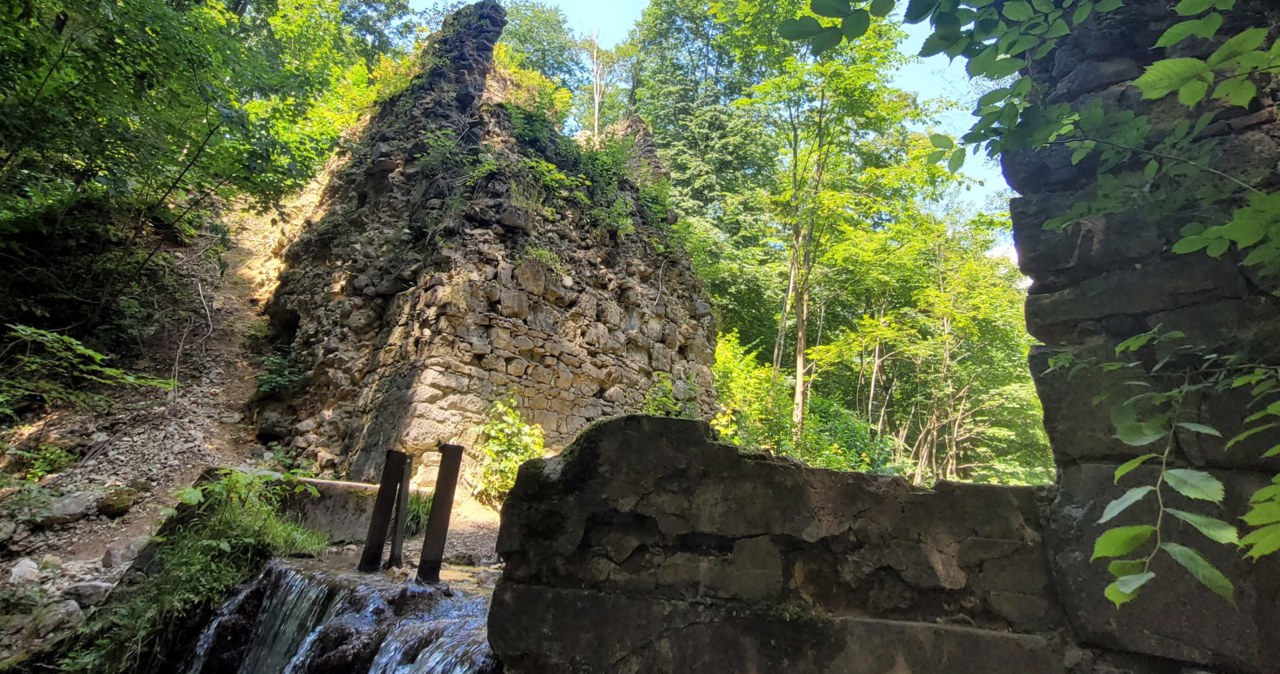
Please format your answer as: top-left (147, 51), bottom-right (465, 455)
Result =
top-left (791, 285), bottom-right (809, 450)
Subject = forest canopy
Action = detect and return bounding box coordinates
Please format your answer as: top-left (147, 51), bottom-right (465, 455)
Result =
top-left (492, 0), bottom-right (1052, 484)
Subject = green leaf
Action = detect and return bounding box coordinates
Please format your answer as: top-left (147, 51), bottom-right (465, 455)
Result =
top-left (1092, 525), bottom-right (1156, 560)
top-left (1242, 502), bottom-right (1280, 526)
top-left (1072, 1), bottom-right (1095, 24)
top-left (1161, 542), bottom-right (1235, 602)
top-left (868, 0), bottom-right (896, 18)
top-left (1155, 13), bottom-right (1224, 49)
top-left (1208, 28), bottom-right (1268, 67)
top-left (1099, 486), bottom-right (1155, 524)
top-left (1214, 78), bottom-right (1257, 108)
top-left (1115, 425), bottom-right (1166, 447)
top-left (1046, 18), bottom-right (1070, 38)
top-left (1143, 159), bottom-right (1160, 180)
top-left (1241, 523), bottom-right (1280, 559)
top-left (842, 9), bottom-right (871, 40)
top-left (1251, 484), bottom-right (1280, 504)
top-left (1133, 58), bottom-right (1213, 100)
top-left (1105, 572), bottom-right (1155, 607)
top-left (948, 147), bottom-right (967, 173)
top-left (1177, 422), bottom-right (1222, 437)
top-left (1094, 0), bottom-right (1123, 10)
top-left (1165, 469), bottom-right (1226, 503)
top-left (1002, 0), bottom-right (1033, 21)
top-left (811, 0), bottom-right (852, 18)
top-left (1227, 423), bottom-right (1279, 449)
top-left (1114, 454), bottom-right (1159, 483)
top-left (1172, 235), bottom-right (1209, 254)
top-left (1167, 509), bottom-right (1240, 544)
top-left (903, 0), bottom-right (939, 23)
top-left (1174, 0), bottom-right (1216, 16)
top-left (175, 487), bottom-right (204, 506)
top-left (780, 16), bottom-right (827, 40)
top-left (1177, 78), bottom-right (1210, 107)
top-left (986, 56), bottom-right (1026, 79)
top-left (810, 27), bottom-right (845, 54)
top-left (1107, 559), bottom-right (1145, 578)
top-left (929, 133), bottom-right (954, 149)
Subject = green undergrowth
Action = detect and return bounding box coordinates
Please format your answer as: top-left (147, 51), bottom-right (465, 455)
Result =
top-left (46, 470), bottom-right (326, 674)
top-left (404, 489), bottom-right (433, 537)
top-left (473, 394), bottom-right (545, 506)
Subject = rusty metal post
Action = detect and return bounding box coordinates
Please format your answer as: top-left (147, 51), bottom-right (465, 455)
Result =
top-left (416, 443), bottom-right (463, 583)
top-left (387, 454), bottom-right (413, 568)
top-left (358, 450), bottom-right (408, 573)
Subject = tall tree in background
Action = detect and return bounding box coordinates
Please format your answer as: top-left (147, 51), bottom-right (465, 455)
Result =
top-left (498, 1), bottom-right (586, 88)
top-left (712, 0), bottom-right (915, 446)
top-left (631, 0), bottom-right (1049, 483)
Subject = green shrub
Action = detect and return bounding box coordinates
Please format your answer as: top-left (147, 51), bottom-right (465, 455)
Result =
top-left (7, 444), bottom-right (80, 482)
top-left (255, 351), bottom-right (306, 397)
top-left (642, 372), bottom-right (697, 418)
top-left (403, 490), bottom-right (433, 536)
top-left (799, 396), bottom-right (897, 474)
top-left (56, 470), bottom-right (327, 674)
top-left (473, 394), bottom-right (544, 506)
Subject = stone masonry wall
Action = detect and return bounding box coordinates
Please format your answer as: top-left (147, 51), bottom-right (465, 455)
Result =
top-left (1009, 2), bottom-right (1280, 671)
top-left (491, 417), bottom-right (1278, 674)
top-left (254, 1), bottom-right (715, 483)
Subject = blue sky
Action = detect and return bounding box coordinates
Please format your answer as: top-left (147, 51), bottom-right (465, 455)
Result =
top-left (414, 1), bottom-right (1011, 211)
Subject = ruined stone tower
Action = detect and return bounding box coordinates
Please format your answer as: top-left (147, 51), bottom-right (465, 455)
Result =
top-left (255, 0), bottom-right (716, 482)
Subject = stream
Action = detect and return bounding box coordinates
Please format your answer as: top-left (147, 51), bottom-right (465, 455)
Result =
top-left (185, 555), bottom-right (498, 674)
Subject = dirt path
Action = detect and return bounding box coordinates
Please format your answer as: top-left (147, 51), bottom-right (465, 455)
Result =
top-left (0, 226), bottom-right (265, 570)
top-left (3, 202), bottom-right (502, 580)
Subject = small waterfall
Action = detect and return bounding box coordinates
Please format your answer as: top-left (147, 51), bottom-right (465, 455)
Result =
top-left (368, 596), bottom-right (492, 674)
top-left (186, 558), bottom-right (497, 674)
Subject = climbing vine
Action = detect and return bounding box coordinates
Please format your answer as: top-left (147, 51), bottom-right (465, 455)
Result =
top-left (784, 0), bottom-right (1280, 604)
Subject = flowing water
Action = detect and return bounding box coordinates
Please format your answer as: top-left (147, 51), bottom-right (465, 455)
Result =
top-left (186, 556), bottom-right (498, 674)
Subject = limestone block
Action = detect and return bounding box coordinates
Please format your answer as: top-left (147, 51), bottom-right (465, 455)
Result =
top-left (1025, 255), bottom-right (1249, 345)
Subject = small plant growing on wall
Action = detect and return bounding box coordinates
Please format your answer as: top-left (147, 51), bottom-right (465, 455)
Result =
top-left (474, 394), bottom-right (544, 506)
top-left (643, 372), bottom-right (696, 418)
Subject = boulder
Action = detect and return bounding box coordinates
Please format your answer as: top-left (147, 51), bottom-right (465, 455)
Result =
top-left (8, 558), bottom-right (39, 586)
top-left (98, 487), bottom-right (141, 518)
top-left (63, 581), bottom-right (114, 607)
top-left (37, 491), bottom-right (97, 527)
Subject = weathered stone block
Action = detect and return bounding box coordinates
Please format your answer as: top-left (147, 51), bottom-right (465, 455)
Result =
top-left (497, 417), bottom-right (1062, 637)
top-left (1025, 255), bottom-right (1249, 345)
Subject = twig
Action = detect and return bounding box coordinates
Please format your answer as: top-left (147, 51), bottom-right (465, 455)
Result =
top-left (194, 281), bottom-right (215, 347)
top-left (1047, 137), bottom-right (1265, 195)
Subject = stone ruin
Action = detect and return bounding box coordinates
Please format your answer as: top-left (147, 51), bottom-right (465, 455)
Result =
top-left (487, 2), bottom-right (1280, 674)
top-left (254, 0), bottom-right (715, 483)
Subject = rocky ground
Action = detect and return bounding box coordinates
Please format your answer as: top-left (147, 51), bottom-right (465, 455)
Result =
top-left (0, 200), bottom-right (502, 665)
